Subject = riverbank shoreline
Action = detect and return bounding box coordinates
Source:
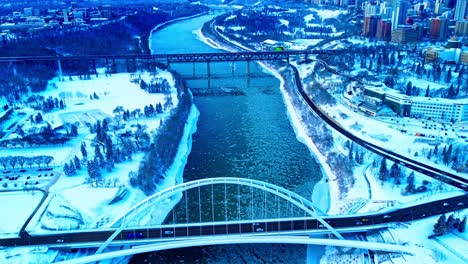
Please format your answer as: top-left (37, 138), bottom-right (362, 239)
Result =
top-left (197, 18), bottom-right (337, 214)
top-left (132, 13), bottom-right (205, 224)
top-left (148, 12), bottom-right (209, 54)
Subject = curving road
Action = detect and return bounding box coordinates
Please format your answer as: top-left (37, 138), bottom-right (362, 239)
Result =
top-left (290, 63), bottom-right (468, 191)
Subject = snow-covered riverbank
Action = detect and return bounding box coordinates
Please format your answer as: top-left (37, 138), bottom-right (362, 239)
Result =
top-left (142, 104), bottom-right (199, 225)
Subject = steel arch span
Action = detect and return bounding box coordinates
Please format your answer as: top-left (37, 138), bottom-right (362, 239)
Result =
top-left (98, 177), bottom-right (343, 254)
top-left (57, 236), bottom-right (413, 264)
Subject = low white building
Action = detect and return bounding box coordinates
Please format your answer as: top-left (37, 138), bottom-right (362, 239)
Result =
top-left (410, 97), bottom-right (468, 122)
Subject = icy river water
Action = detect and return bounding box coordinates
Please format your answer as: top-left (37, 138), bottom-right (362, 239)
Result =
top-left (130, 15), bottom-right (325, 263)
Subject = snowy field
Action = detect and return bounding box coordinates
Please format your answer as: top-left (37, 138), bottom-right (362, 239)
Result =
top-left (18, 68), bottom-right (201, 234)
top-left (0, 247), bottom-right (58, 264)
top-left (0, 65), bottom-right (198, 238)
top-left (0, 146), bottom-right (72, 166)
top-left (296, 71), bottom-right (468, 178)
top-left (386, 211), bottom-right (468, 264)
top-left (308, 9), bottom-right (348, 20)
top-left (44, 70), bottom-right (178, 118)
top-left (289, 39), bottom-right (323, 50)
top-left (0, 191), bottom-right (44, 237)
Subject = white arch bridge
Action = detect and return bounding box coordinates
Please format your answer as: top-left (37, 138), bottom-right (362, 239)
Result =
top-left (43, 177), bottom-right (414, 262)
top-left (98, 177), bottom-right (344, 254)
top-left (15, 177), bottom-right (425, 263)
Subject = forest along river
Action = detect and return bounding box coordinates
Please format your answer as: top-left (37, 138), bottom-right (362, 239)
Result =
top-left (130, 15), bottom-right (325, 263)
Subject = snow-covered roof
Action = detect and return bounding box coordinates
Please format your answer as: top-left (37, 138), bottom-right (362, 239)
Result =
top-left (262, 39), bottom-right (278, 45)
top-left (411, 96), bottom-right (468, 104)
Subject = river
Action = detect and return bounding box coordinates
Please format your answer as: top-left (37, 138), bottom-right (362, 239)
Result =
top-left (130, 15), bottom-right (325, 263)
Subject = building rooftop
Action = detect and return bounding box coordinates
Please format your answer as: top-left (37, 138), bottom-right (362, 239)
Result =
top-left (411, 96), bottom-right (468, 104)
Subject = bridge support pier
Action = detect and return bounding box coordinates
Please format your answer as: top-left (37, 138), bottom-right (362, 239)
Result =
top-left (92, 59), bottom-right (97, 76)
top-left (193, 63), bottom-right (196, 78)
top-left (246, 60), bottom-right (250, 78)
top-left (231, 62), bottom-right (235, 76)
top-left (207, 61), bottom-right (211, 79)
top-left (105, 58), bottom-right (109, 75)
top-left (56, 58), bottom-right (63, 81)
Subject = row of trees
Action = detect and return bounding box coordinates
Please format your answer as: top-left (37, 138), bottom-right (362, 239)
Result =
top-left (346, 141), bottom-right (366, 165)
top-left (431, 214), bottom-right (466, 237)
top-left (26, 95), bottom-right (66, 112)
top-left (129, 76), bottom-right (190, 194)
top-left (324, 43), bottom-right (468, 99)
top-left (426, 144), bottom-right (467, 173)
top-left (140, 78), bottom-right (172, 94)
top-left (0, 155), bottom-right (54, 169)
top-left (112, 99), bottom-right (171, 127)
top-left (63, 156), bottom-right (81, 177)
top-left (76, 118), bottom-right (152, 184)
top-left (376, 158), bottom-right (430, 194)
top-left (411, 61), bottom-right (466, 86)
top-left (2, 121), bottom-right (77, 148)
top-left (218, 7), bottom-right (350, 43)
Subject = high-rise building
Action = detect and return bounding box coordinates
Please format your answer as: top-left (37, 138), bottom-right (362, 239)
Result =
top-left (101, 5), bottom-right (112, 19)
top-left (376, 19), bottom-right (392, 40)
top-left (455, 20), bottom-right (468, 36)
top-left (363, 15), bottom-right (380, 37)
top-left (23, 7), bottom-right (33, 17)
top-left (446, 0), bottom-right (457, 9)
top-left (430, 17), bottom-right (448, 40)
top-left (63, 9), bottom-right (69, 23)
top-left (454, 0), bottom-right (467, 21)
top-left (435, 0), bottom-right (443, 14)
top-left (391, 25), bottom-right (418, 43)
top-left (364, 3), bottom-right (378, 17)
top-left (379, 2), bottom-right (393, 19)
top-left (391, 0), bottom-right (410, 30)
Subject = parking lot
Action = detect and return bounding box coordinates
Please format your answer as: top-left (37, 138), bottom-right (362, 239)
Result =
top-left (1, 168), bottom-right (57, 190)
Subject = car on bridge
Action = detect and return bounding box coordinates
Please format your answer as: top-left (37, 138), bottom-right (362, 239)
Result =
top-left (164, 230), bottom-right (174, 235)
top-left (126, 232), bottom-right (144, 239)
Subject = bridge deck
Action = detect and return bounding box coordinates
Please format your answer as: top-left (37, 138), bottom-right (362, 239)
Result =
top-left (0, 50), bottom-right (341, 63)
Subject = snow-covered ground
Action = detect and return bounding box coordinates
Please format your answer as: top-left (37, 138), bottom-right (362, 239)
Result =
top-left (289, 39), bottom-right (323, 50)
top-left (385, 211), bottom-right (468, 264)
top-left (44, 70), bottom-right (178, 118)
top-left (320, 96), bottom-right (466, 178)
top-left (0, 246), bottom-right (58, 264)
top-left (16, 70), bottom-right (200, 234)
top-left (0, 190), bottom-right (44, 237)
top-left (0, 65), bottom-right (200, 237)
top-left (307, 8), bottom-right (348, 20)
top-left (0, 12), bottom-right (206, 263)
top-left (292, 59), bottom-right (467, 179)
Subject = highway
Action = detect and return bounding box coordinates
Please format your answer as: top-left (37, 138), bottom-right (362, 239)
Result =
top-left (290, 63), bottom-right (468, 191)
top-left (0, 194), bottom-right (465, 248)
